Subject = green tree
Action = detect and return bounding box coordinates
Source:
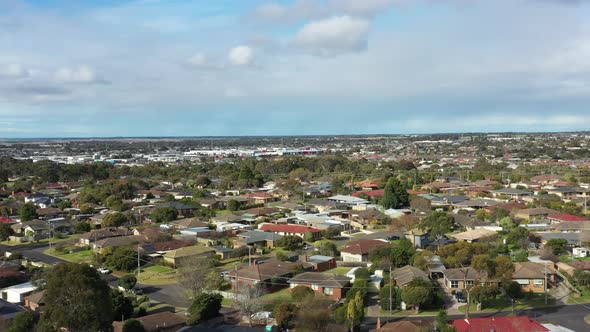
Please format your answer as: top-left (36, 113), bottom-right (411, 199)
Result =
top-left (39, 263), bottom-right (113, 332)
top-left (111, 289), bottom-right (133, 322)
top-left (419, 211), bottom-right (457, 239)
top-left (296, 296), bottom-right (332, 332)
top-left (505, 226), bottom-right (530, 249)
top-left (381, 177), bottom-right (409, 209)
top-left (304, 230), bottom-right (315, 242)
top-left (118, 274), bottom-right (137, 290)
top-left (187, 293), bottom-right (223, 325)
top-left (346, 291), bottom-right (364, 331)
top-left (379, 285), bottom-right (399, 310)
top-left (0, 222), bottom-right (15, 241)
top-left (19, 202), bottom-right (38, 221)
top-left (227, 199), bottom-right (241, 211)
top-left (102, 212), bottom-right (129, 227)
top-left (505, 281), bottom-right (524, 300)
top-left (105, 247), bottom-right (137, 272)
top-left (7, 311), bottom-right (35, 332)
top-left (401, 279), bottom-right (432, 313)
top-left (315, 240), bottom-right (337, 256)
top-left (149, 207), bottom-right (178, 223)
top-left (122, 319), bottom-right (145, 332)
top-left (291, 285), bottom-right (315, 302)
top-left (545, 238), bottom-right (568, 255)
top-left (274, 302), bottom-right (296, 329)
top-left (74, 221), bottom-right (92, 233)
top-left (470, 283), bottom-right (499, 309)
top-left (275, 235), bottom-right (304, 251)
top-left (499, 216), bottom-right (516, 232)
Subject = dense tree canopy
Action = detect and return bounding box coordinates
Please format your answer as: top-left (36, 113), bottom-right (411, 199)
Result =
top-left (39, 263), bottom-right (113, 332)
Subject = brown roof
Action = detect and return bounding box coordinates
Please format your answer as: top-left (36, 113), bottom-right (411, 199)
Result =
top-left (370, 320), bottom-right (432, 332)
top-left (340, 239), bottom-right (388, 255)
top-left (24, 290), bottom-right (45, 305)
top-left (288, 272), bottom-right (351, 288)
top-left (392, 265), bottom-right (429, 287)
top-left (512, 262), bottom-right (556, 279)
top-left (138, 312), bottom-right (186, 331)
top-left (36, 207), bottom-right (63, 215)
top-left (444, 267), bottom-right (487, 281)
top-left (232, 259), bottom-right (313, 282)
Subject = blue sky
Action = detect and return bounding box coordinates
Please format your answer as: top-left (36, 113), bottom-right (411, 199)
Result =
top-left (1, 0), bottom-right (590, 137)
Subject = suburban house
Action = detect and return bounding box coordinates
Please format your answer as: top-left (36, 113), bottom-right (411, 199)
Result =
top-left (155, 201), bottom-right (197, 217)
top-left (327, 195), bottom-right (369, 206)
top-left (451, 316), bottom-right (549, 332)
top-left (35, 207), bottom-right (65, 220)
top-left (404, 228), bottom-right (429, 248)
top-left (258, 223), bottom-right (322, 241)
top-left (301, 255), bottom-right (337, 272)
top-left (163, 245), bottom-right (215, 267)
top-left (288, 272), bottom-right (351, 300)
top-left (370, 320), bottom-right (432, 332)
top-left (230, 259), bottom-right (313, 289)
top-left (235, 230), bottom-right (283, 248)
top-left (92, 235), bottom-right (144, 253)
top-left (79, 228), bottom-right (130, 246)
top-left (340, 239), bottom-right (388, 263)
top-left (573, 247), bottom-right (590, 258)
top-left (113, 311), bottom-right (186, 332)
top-left (391, 265), bottom-right (429, 287)
top-left (547, 213), bottom-right (588, 224)
top-left (168, 218), bottom-right (210, 229)
top-left (491, 188), bottom-right (531, 200)
top-left (442, 268), bottom-right (487, 290)
top-left (512, 262), bottom-right (556, 293)
top-left (242, 192), bottom-right (276, 205)
top-left (11, 220), bottom-right (50, 241)
top-left (513, 208), bottom-right (559, 222)
top-left (451, 228), bottom-right (497, 243)
top-left (0, 282), bottom-right (37, 304)
top-left (24, 290), bottom-right (45, 312)
top-left (342, 209), bottom-right (388, 229)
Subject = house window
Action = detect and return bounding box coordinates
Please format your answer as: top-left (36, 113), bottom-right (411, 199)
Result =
top-left (324, 288), bottom-right (334, 295)
top-left (311, 284), bottom-right (319, 291)
top-left (466, 280), bottom-right (474, 287)
top-left (533, 279), bottom-right (544, 286)
top-left (290, 283), bottom-right (296, 288)
top-left (450, 280), bottom-right (459, 289)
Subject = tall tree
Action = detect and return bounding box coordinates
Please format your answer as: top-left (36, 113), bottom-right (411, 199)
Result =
top-left (346, 291), bottom-right (364, 332)
top-left (39, 263), bottom-right (113, 332)
top-left (111, 289), bottom-right (133, 322)
top-left (187, 292), bottom-right (222, 325)
top-left (296, 296), bottom-right (332, 332)
top-left (381, 177), bottom-right (409, 209)
top-left (7, 311), bottom-right (35, 332)
top-left (419, 211), bottom-right (457, 239)
top-left (122, 319), bottom-right (145, 332)
top-left (19, 202), bottom-right (38, 222)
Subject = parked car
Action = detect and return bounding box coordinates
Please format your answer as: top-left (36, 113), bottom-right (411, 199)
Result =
top-left (251, 311), bottom-right (273, 325)
top-left (386, 235), bottom-right (400, 241)
top-left (455, 291), bottom-right (466, 303)
top-left (97, 267), bottom-right (111, 274)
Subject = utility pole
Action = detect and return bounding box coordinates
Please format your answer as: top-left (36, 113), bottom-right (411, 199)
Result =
top-left (463, 267), bottom-right (471, 319)
top-left (389, 265), bottom-right (392, 316)
top-left (544, 262), bottom-right (548, 305)
top-left (137, 244), bottom-right (141, 283)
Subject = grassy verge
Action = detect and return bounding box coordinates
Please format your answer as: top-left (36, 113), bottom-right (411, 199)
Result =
top-left (379, 309), bottom-right (441, 317)
top-left (567, 287), bottom-right (590, 304)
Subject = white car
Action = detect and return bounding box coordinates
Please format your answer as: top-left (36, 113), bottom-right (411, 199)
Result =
top-left (250, 311), bottom-right (273, 322)
top-left (97, 267), bottom-right (111, 274)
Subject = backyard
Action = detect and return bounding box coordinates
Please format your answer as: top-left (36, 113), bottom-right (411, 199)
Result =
top-left (139, 265), bottom-right (179, 285)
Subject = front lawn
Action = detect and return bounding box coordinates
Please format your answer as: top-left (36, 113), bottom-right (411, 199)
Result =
top-left (139, 265), bottom-right (178, 285)
top-left (256, 288), bottom-right (293, 310)
top-left (3, 234), bottom-right (81, 246)
top-left (45, 248), bottom-right (95, 263)
top-left (458, 294), bottom-right (555, 313)
top-left (327, 267), bottom-right (352, 276)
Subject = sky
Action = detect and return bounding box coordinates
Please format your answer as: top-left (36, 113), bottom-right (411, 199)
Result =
top-left (1, 0), bottom-right (590, 137)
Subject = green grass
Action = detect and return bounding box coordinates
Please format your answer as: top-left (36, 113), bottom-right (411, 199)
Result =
top-left (256, 288), bottom-right (292, 305)
top-left (216, 257), bottom-right (243, 270)
top-left (326, 267), bottom-right (352, 276)
top-left (45, 248), bottom-right (94, 263)
top-left (458, 294), bottom-right (555, 313)
top-left (222, 297), bottom-right (233, 307)
top-left (139, 265), bottom-right (178, 285)
top-left (560, 255), bottom-right (590, 263)
top-left (567, 287), bottom-right (590, 304)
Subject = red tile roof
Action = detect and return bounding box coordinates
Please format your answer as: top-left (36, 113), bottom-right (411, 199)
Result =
top-left (259, 223), bottom-right (321, 234)
top-left (0, 216), bottom-right (16, 223)
top-left (351, 189), bottom-right (385, 198)
top-left (548, 213), bottom-right (588, 222)
top-left (451, 317), bottom-right (549, 332)
top-left (340, 239), bottom-right (388, 255)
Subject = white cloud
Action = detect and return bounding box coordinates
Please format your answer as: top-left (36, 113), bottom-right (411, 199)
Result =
top-left (293, 16), bottom-right (371, 55)
top-left (188, 53), bottom-right (209, 67)
top-left (228, 45), bottom-right (255, 66)
top-left (0, 63), bottom-right (30, 78)
top-left (55, 66), bottom-right (98, 83)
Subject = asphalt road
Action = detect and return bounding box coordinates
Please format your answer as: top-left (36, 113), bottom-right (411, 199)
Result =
top-left (0, 243), bottom-right (68, 265)
top-left (362, 304), bottom-right (590, 332)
